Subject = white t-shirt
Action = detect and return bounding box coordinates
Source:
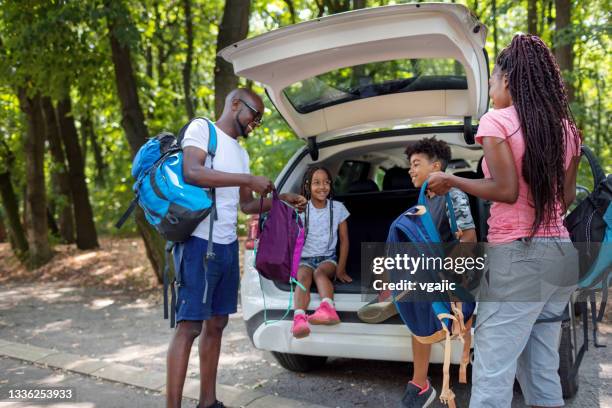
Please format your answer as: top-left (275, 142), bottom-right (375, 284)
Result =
top-left (181, 119), bottom-right (250, 244)
top-left (300, 200), bottom-right (350, 257)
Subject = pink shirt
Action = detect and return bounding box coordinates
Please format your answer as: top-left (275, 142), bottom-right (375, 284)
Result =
top-left (475, 105), bottom-right (580, 243)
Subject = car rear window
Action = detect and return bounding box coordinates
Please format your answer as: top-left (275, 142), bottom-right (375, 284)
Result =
top-left (283, 58), bottom-right (467, 114)
top-left (333, 160), bottom-right (371, 194)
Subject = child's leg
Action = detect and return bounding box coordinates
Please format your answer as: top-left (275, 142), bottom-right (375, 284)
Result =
top-left (313, 261), bottom-right (336, 300)
top-left (411, 336), bottom-right (432, 388)
top-left (294, 265), bottom-right (313, 311)
top-left (309, 262), bottom-right (341, 325)
top-left (292, 266), bottom-right (313, 338)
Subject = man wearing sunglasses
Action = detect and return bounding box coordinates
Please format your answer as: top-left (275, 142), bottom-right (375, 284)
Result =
top-left (167, 88), bottom-right (306, 408)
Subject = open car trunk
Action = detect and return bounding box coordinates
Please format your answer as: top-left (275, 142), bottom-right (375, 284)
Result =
top-left (275, 189), bottom-right (421, 294)
top-left (219, 2), bottom-right (489, 141)
top-left (274, 187), bottom-right (490, 294)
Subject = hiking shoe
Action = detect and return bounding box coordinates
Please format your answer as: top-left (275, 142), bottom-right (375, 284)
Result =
top-left (399, 380), bottom-right (436, 408)
top-left (197, 400), bottom-right (225, 408)
top-left (291, 313), bottom-right (310, 338)
top-left (358, 290), bottom-right (411, 323)
top-left (357, 297), bottom-right (398, 324)
top-left (308, 301), bottom-right (340, 325)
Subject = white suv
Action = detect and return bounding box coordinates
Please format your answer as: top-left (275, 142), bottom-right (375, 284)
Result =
top-left (220, 3), bottom-right (489, 372)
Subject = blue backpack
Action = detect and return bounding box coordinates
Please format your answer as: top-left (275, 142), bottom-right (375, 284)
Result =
top-left (116, 117), bottom-right (218, 243)
top-left (564, 145), bottom-right (611, 347)
top-left (387, 180), bottom-right (475, 407)
top-left (116, 118), bottom-right (218, 328)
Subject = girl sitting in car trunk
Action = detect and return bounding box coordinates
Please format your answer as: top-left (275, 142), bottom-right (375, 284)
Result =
top-left (291, 166), bottom-right (352, 339)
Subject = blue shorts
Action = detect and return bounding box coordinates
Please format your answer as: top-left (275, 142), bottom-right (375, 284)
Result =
top-left (299, 255), bottom-right (337, 270)
top-left (173, 236), bottom-right (239, 322)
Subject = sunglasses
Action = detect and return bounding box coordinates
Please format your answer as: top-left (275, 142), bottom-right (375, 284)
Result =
top-left (238, 98), bottom-right (263, 126)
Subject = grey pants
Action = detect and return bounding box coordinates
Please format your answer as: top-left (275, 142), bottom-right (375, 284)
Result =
top-left (470, 238), bottom-right (578, 407)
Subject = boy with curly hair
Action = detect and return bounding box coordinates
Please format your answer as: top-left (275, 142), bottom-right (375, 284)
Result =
top-left (361, 137), bottom-right (477, 407)
top-left (400, 137), bottom-right (477, 407)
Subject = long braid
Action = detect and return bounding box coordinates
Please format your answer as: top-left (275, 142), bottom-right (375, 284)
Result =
top-left (328, 189), bottom-right (334, 250)
top-left (496, 34), bottom-right (580, 238)
top-left (301, 168), bottom-right (314, 240)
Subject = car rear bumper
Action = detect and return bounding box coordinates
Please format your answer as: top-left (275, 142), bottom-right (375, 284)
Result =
top-left (242, 250), bottom-right (470, 364)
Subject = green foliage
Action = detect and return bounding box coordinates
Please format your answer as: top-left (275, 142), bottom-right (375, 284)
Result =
top-left (0, 0), bottom-right (609, 244)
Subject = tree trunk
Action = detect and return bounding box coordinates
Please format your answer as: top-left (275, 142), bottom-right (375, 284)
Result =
top-left (41, 96), bottom-right (75, 244)
top-left (0, 171), bottom-right (29, 257)
top-left (17, 89), bottom-right (53, 267)
top-left (352, 0), bottom-right (366, 9)
top-left (283, 0), bottom-right (296, 24)
top-left (146, 45), bottom-right (153, 78)
top-left (214, 0), bottom-right (251, 119)
top-left (528, 0), bottom-right (538, 35)
top-left (81, 111), bottom-right (106, 185)
top-left (80, 121), bottom-right (88, 166)
top-left (108, 3), bottom-right (166, 283)
top-left (89, 119), bottom-right (107, 185)
top-left (47, 206), bottom-right (59, 237)
top-left (0, 215), bottom-right (6, 242)
top-left (539, 0), bottom-right (548, 40)
top-left (154, 3), bottom-right (166, 84)
top-left (554, 0), bottom-right (574, 102)
top-left (182, 0), bottom-right (195, 118)
top-left (492, 0), bottom-right (498, 58)
top-left (56, 95), bottom-right (99, 250)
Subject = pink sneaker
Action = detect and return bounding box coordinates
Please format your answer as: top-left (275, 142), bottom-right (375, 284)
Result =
top-left (291, 313), bottom-right (310, 338)
top-left (308, 301), bottom-right (340, 325)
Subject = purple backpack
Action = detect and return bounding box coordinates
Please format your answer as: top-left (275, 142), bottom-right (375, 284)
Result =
top-left (255, 190), bottom-right (304, 286)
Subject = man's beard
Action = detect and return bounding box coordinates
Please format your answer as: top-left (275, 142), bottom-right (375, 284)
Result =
top-left (234, 112), bottom-right (248, 138)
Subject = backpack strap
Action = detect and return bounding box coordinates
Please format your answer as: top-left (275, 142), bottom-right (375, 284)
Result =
top-left (163, 241), bottom-right (177, 328)
top-left (115, 196), bottom-right (139, 229)
top-left (437, 312), bottom-right (458, 408)
top-left (581, 145), bottom-right (606, 185)
top-left (418, 180), bottom-right (459, 239)
top-left (173, 117), bottom-right (219, 309)
top-left (201, 119), bottom-right (218, 304)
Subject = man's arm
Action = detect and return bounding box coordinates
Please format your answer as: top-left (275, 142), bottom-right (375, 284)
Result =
top-left (183, 146), bottom-right (272, 192)
top-left (239, 185), bottom-right (264, 215)
top-left (239, 185), bottom-right (307, 215)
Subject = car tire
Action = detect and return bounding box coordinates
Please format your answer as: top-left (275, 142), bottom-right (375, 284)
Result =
top-left (558, 320), bottom-right (579, 399)
top-left (271, 352), bottom-right (328, 372)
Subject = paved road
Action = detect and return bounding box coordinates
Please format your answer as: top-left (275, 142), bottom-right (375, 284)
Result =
top-left (1, 283), bottom-right (610, 407)
top-left (0, 357), bottom-right (183, 407)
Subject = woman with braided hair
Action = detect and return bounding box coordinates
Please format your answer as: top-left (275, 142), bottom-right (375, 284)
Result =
top-left (290, 166), bottom-right (351, 339)
top-left (428, 34), bottom-right (581, 407)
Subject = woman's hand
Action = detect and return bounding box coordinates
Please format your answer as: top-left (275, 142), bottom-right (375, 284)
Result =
top-left (427, 172), bottom-right (453, 195)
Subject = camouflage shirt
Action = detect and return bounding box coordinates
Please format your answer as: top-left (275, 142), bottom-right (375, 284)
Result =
top-left (447, 187), bottom-right (476, 231)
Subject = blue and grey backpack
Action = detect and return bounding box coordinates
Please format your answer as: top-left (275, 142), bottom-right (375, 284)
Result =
top-left (116, 117), bottom-right (218, 327)
top-left (387, 180), bottom-right (475, 407)
top-left (565, 145), bottom-right (611, 347)
top-left (116, 117), bottom-right (217, 242)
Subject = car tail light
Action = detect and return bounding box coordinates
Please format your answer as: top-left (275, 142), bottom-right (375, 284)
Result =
top-left (245, 214), bottom-right (259, 250)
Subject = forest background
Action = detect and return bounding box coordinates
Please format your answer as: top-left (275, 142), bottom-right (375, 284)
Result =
top-left (0, 0), bottom-right (609, 283)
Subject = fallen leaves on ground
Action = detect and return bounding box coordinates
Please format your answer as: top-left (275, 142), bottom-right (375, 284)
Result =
top-left (0, 237), bottom-right (157, 292)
